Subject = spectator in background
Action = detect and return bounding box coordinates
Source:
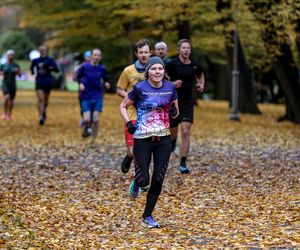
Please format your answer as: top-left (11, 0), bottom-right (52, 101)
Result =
top-left (30, 45), bottom-right (59, 125)
top-left (0, 50), bottom-right (21, 121)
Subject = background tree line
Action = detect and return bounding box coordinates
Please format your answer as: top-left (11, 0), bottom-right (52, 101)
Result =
top-left (1, 0), bottom-right (300, 123)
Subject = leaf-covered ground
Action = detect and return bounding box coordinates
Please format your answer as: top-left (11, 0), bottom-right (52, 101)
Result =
top-left (0, 90), bottom-right (299, 249)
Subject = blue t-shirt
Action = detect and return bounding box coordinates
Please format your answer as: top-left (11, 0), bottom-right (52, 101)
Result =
top-left (76, 62), bottom-right (109, 100)
top-left (30, 56), bottom-right (59, 86)
top-left (128, 79), bottom-right (177, 138)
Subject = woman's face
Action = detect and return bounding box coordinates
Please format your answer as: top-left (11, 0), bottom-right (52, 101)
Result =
top-left (148, 63), bottom-right (165, 84)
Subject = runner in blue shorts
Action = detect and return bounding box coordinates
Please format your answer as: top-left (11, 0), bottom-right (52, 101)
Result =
top-left (76, 48), bottom-right (110, 141)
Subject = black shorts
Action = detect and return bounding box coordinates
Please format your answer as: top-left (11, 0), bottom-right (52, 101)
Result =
top-left (2, 82), bottom-right (16, 99)
top-left (170, 98), bottom-right (194, 127)
top-left (36, 83), bottom-right (52, 94)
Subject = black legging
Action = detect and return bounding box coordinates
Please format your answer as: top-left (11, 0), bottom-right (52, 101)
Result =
top-left (133, 135), bottom-right (172, 218)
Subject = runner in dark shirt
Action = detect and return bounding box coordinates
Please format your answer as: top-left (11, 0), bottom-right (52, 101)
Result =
top-left (166, 39), bottom-right (205, 174)
top-left (30, 45), bottom-right (59, 125)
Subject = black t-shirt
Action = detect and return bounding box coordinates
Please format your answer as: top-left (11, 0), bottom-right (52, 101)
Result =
top-left (166, 57), bottom-right (202, 101)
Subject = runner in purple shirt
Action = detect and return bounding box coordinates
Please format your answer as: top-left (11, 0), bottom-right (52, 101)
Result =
top-left (76, 48), bottom-right (110, 141)
top-left (120, 56), bottom-right (179, 228)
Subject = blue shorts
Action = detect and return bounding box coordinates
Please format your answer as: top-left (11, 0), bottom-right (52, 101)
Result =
top-left (81, 98), bottom-right (103, 113)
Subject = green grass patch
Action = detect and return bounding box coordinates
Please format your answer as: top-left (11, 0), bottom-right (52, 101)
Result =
top-left (17, 60), bottom-right (31, 71)
top-left (0, 80), bottom-right (79, 92)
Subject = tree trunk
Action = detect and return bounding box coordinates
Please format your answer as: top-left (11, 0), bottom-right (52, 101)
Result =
top-left (217, 0), bottom-right (261, 114)
top-left (176, 3), bottom-right (191, 40)
top-left (246, 0), bottom-right (300, 123)
top-left (210, 62), bottom-right (231, 100)
top-left (296, 19), bottom-right (300, 53)
top-left (176, 20), bottom-right (190, 40)
top-left (226, 34), bottom-right (261, 114)
top-left (271, 44), bottom-right (300, 123)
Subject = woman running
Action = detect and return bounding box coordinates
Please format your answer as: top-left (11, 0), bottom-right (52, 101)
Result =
top-left (119, 56), bottom-right (179, 228)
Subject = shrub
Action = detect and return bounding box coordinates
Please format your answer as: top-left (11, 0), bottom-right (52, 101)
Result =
top-left (0, 30), bottom-right (35, 60)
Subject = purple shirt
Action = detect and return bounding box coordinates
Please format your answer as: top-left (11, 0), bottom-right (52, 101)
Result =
top-left (76, 62), bottom-right (109, 100)
top-left (128, 79), bottom-right (177, 138)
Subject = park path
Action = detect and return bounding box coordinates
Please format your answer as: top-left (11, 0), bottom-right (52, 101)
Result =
top-left (0, 91), bottom-right (299, 249)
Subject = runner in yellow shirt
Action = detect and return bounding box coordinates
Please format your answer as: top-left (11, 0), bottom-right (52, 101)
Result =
top-left (117, 39), bottom-right (152, 173)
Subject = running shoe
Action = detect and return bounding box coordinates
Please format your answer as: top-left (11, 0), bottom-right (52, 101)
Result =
top-left (179, 165), bottom-right (190, 174)
top-left (39, 116), bottom-right (45, 126)
top-left (129, 179), bottom-right (139, 199)
top-left (87, 127), bottom-right (92, 135)
top-left (121, 155), bottom-right (133, 173)
top-left (142, 216), bottom-right (160, 228)
top-left (82, 125), bottom-right (91, 138)
top-left (140, 186), bottom-right (149, 192)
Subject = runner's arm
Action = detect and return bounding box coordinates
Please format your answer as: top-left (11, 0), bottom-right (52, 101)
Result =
top-left (120, 96), bottom-right (134, 124)
top-left (196, 73), bottom-right (205, 93)
top-left (16, 65), bottom-right (21, 76)
top-left (117, 87), bottom-right (128, 98)
top-left (30, 61), bottom-right (35, 75)
top-left (172, 80), bottom-right (182, 88)
top-left (49, 59), bottom-right (59, 73)
top-left (116, 70), bottom-right (129, 98)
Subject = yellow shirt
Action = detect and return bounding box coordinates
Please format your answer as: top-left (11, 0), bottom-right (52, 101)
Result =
top-left (117, 64), bottom-right (145, 120)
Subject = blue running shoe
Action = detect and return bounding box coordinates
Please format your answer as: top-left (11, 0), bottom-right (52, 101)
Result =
top-left (179, 165), bottom-right (190, 174)
top-left (142, 216), bottom-right (160, 228)
top-left (129, 179), bottom-right (139, 198)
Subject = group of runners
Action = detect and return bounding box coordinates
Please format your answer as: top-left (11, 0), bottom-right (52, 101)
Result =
top-left (0, 45), bottom-right (59, 125)
top-left (117, 39), bottom-right (205, 228)
top-left (0, 39), bottom-right (205, 228)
